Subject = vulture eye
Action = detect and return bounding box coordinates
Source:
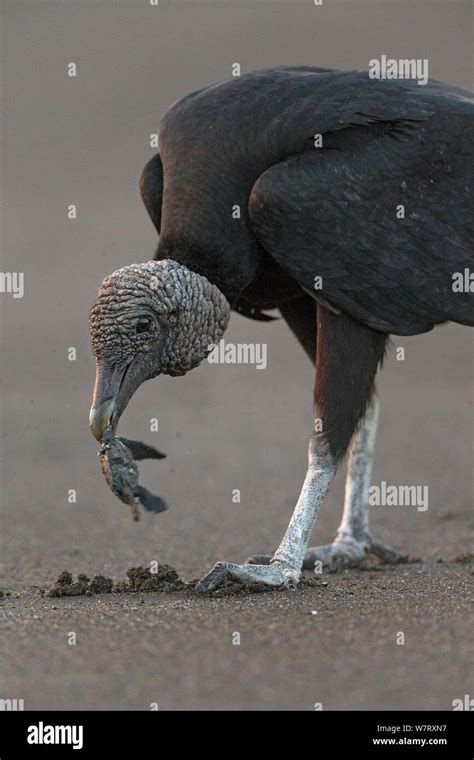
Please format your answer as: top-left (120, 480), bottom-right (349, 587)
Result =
top-left (136, 317), bottom-right (152, 334)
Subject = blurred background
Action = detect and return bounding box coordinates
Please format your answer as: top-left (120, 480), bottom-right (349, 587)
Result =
top-left (0, 0), bottom-right (472, 710)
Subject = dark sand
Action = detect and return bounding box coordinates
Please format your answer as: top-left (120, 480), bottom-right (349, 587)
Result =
top-left (1, 561), bottom-right (472, 710)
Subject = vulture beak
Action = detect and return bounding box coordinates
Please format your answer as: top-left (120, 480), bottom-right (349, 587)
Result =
top-left (89, 362), bottom-right (130, 442)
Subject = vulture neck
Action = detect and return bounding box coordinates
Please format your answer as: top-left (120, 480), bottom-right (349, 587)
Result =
top-left (157, 173), bottom-right (260, 305)
top-left (156, 235), bottom-right (255, 307)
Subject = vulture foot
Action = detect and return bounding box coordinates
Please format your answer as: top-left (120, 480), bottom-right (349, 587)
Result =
top-left (303, 535), bottom-right (409, 572)
top-left (248, 535), bottom-right (408, 573)
top-left (195, 559), bottom-right (299, 593)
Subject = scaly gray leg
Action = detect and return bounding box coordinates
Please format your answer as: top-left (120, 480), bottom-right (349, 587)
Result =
top-left (302, 396), bottom-right (407, 570)
top-left (248, 397), bottom-right (407, 572)
top-left (195, 438), bottom-right (335, 592)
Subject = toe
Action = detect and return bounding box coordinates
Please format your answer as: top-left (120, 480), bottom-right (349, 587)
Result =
top-left (283, 576), bottom-right (298, 591)
top-left (195, 562), bottom-right (230, 593)
top-left (196, 560), bottom-right (299, 591)
top-left (303, 541), bottom-right (366, 572)
top-left (369, 540), bottom-right (409, 564)
top-left (302, 544), bottom-right (335, 570)
top-left (245, 554), bottom-right (272, 565)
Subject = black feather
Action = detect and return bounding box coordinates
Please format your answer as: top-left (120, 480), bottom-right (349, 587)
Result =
top-left (140, 67), bottom-right (473, 334)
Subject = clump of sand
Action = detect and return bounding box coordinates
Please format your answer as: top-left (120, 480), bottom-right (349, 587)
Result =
top-left (44, 565), bottom-right (189, 597)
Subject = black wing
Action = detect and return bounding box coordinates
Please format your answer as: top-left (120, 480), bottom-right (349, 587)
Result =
top-left (248, 86), bottom-right (474, 335)
top-left (139, 152), bottom-right (163, 234)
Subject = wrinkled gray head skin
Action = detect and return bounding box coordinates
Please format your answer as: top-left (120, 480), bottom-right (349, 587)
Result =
top-left (89, 259), bottom-right (230, 441)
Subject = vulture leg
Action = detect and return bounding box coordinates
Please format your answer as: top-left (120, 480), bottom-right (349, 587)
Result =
top-left (278, 294), bottom-right (317, 362)
top-left (196, 306), bottom-right (387, 592)
top-left (248, 299), bottom-right (405, 571)
top-left (196, 436), bottom-right (335, 591)
top-left (246, 397), bottom-right (379, 567)
top-left (302, 396), bottom-right (408, 571)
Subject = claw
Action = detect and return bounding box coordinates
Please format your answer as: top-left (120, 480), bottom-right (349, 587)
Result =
top-left (195, 562), bottom-right (230, 593)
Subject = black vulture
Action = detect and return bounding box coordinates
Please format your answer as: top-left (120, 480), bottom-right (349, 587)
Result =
top-left (89, 67), bottom-right (474, 591)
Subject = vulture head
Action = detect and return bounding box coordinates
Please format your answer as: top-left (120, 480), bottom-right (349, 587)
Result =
top-left (88, 259), bottom-right (230, 441)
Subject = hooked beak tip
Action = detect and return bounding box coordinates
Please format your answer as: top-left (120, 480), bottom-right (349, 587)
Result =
top-left (90, 360), bottom-right (134, 441)
top-left (89, 400), bottom-right (116, 442)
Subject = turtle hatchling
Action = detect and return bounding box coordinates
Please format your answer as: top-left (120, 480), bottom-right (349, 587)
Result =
top-left (98, 429), bottom-right (168, 521)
